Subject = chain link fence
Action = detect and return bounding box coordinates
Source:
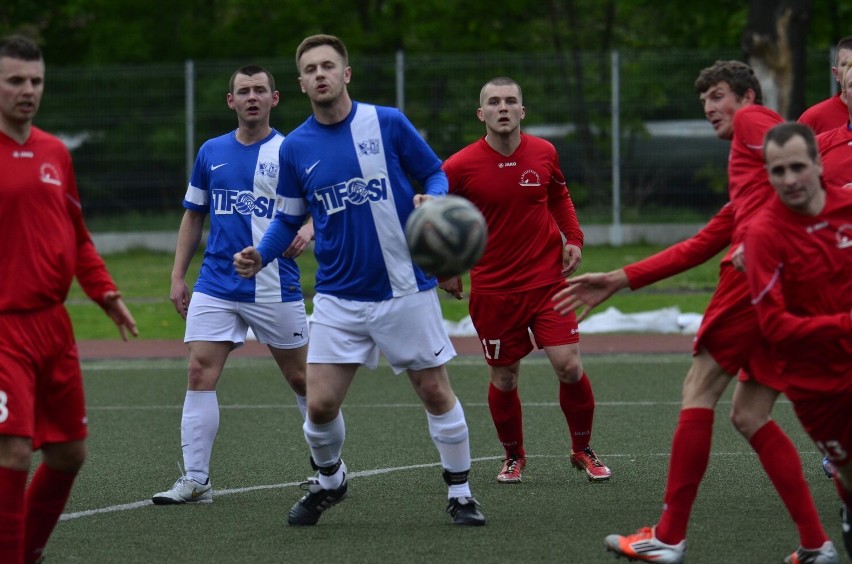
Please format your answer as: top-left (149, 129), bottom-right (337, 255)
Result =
top-left (37, 49), bottom-right (832, 230)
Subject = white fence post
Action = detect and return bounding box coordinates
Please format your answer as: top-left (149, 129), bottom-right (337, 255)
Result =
top-left (185, 59), bottom-right (195, 183)
top-left (609, 49), bottom-right (623, 246)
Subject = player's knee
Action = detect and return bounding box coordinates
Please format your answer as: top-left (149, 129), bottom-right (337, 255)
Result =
top-left (0, 436), bottom-right (34, 471)
top-left (41, 440), bottom-right (87, 473)
top-left (728, 406), bottom-right (766, 438)
top-left (554, 360), bottom-right (583, 383)
top-left (283, 371), bottom-right (307, 396)
top-left (186, 360), bottom-right (219, 390)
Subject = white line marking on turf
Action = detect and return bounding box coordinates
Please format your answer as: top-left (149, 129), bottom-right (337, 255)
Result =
top-left (85, 398), bottom-right (792, 411)
top-left (81, 354), bottom-right (690, 371)
top-left (59, 450), bottom-right (817, 522)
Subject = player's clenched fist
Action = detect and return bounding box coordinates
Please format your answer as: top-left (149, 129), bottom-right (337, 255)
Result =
top-left (233, 247), bottom-right (263, 278)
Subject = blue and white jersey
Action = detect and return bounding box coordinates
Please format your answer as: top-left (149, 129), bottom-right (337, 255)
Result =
top-left (183, 129), bottom-right (302, 303)
top-left (276, 102), bottom-right (446, 301)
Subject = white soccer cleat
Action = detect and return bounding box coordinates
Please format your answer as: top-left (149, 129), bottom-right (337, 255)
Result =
top-left (784, 540), bottom-right (839, 564)
top-left (152, 476), bottom-right (213, 505)
top-left (604, 526), bottom-right (685, 563)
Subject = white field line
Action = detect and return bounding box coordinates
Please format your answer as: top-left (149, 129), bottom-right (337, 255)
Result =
top-left (61, 450), bottom-right (817, 523)
top-left (80, 354), bottom-right (690, 371)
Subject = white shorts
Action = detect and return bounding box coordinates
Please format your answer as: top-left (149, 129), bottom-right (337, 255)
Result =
top-left (185, 292), bottom-right (308, 349)
top-left (308, 290), bottom-right (456, 374)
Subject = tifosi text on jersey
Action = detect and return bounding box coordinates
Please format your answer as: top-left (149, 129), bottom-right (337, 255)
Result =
top-left (315, 175), bottom-right (389, 215)
top-left (212, 189), bottom-right (275, 217)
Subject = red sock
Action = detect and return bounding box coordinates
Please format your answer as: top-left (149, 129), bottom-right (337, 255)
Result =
top-left (749, 421), bottom-right (828, 549)
top-left (0, 466), bottom-right (28, 564)
top-left (558, 374), bottom-right (595, 452)
top-left (488, 383), bottom-right (525, 458)
top-left (24, 464), bottom-right (78, 564)
top-left (655, 408), bottom-right (714, 545)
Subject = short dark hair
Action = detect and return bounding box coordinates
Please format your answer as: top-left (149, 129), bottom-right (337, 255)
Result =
top-left (229, 65), bottom-right (275, 94)
top-left (763, 122), bottom-right (819, 162)
top-left (0, 34), bottom-right (42, 61)
top-left (835, 34), bottom-right (852, 60)
top-left (480, 76), bottom-right (523, 106)
top-left (695, 60), bottom-right (763, 105)
top-left (295, 34), bottom-right (348, 70)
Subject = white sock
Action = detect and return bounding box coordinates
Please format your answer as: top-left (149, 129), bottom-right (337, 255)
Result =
top-left (181, 390), bottom-right (219, 484)
top-left (303, 412), bottom-right (346, 489)
top-left (295, 394), bottom-right (308, 420)
top-left (427, 400), bottom-right (472, 498)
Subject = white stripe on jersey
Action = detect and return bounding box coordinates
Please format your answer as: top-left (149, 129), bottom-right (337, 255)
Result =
top-left (254, 135), bottom-right (285, 301)
top-left (351, 104), bottom-right (418, 297)
top-left (277, 195), bottom-right (307, 217)
top-left (184, 184), bottom-right (207, 206)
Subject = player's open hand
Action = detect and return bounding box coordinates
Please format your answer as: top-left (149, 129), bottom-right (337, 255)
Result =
top-left (234, 247), bottom-right (263, 278)
top-left (731, 243), bottom-right (746, 272)
top-left (562, 244), bottom-right (582, 277)
top-left (102, 290), bottom-right (139, 341)
top-left (284, 220), bottom-right (314, 259)
top-left (170, 279), bottom-right (191, 320)
top-left (439, 276), bottom-right (464, 300)
top-left (552, 269), bottom-right (629, 322)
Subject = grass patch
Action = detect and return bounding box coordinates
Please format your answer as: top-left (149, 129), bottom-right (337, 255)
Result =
top-left (68, 244), bottom-right (722, 340)
top-left (45, 355), bottom-right (841, 563)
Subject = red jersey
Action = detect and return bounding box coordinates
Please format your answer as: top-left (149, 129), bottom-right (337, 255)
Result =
top-left (443, 134), bottom-right (583, 294)
top-left (625, 105), bottom-right (782, 288)
top-left (817, 125), bottom-right (852, 190)
top-left (745, 188), bottom-right (852, 398)
top-left (798, 93), bottom-right (849, 135)
top-left (0, 126), bottom-right (116, 313)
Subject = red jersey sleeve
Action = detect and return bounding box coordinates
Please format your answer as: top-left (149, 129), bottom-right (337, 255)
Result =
top-left (624, 203), bottom-right (733, 290)
top-left (545, 159), bottom-right (583, 248)
top-left (63, 152), bottom-right (118, 309)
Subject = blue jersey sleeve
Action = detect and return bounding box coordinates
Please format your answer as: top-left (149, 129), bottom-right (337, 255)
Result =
top-left (256, 215), bottom-right (299, 266)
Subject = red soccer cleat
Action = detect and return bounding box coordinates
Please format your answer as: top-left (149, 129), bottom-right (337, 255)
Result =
top-left (570, 447), bottom-right (612, 481)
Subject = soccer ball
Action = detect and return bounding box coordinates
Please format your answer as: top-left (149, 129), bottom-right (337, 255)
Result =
top-left (405, 195), bottom-right (488, 277)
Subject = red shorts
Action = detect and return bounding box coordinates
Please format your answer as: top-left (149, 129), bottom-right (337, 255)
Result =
top-left (695, 263), bottom-right (782, 391)
top-left (0, 304), bottom-right (87, 449)
top-left (469, 282), bottom-right (580, 366)
top-left (791, 392), bottom-right (852, 470)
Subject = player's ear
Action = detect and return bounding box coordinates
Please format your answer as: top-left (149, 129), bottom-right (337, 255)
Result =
top-left (476, 108), bottom-right (485, 123)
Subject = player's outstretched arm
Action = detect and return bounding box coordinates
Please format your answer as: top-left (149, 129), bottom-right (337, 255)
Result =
top-left (102, 290), bottom-right (138, 341)
top-left (552, 269), bottom-right (629, 322)
top-left (233, 247), bottom-right (263, 278)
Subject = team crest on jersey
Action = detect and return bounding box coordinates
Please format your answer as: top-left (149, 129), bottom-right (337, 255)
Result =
top-left (519, 169), bottom-right (541, 187)
top-left (837, 224), bottom-right (852, 249)
top-left (357, 138), bottom-right (381, 156)
top-left (39, 163), bottom-right (61, 186)
top-left (256, 161), bottom-right (278, 178)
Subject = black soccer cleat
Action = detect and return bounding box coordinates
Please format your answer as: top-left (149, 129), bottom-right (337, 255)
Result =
top-left (842, 504), bottom-right (851, 559)
top-left (287, 461), bottom-right (348, 526)
top-left (446, 496), bottom-right (485, 526)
